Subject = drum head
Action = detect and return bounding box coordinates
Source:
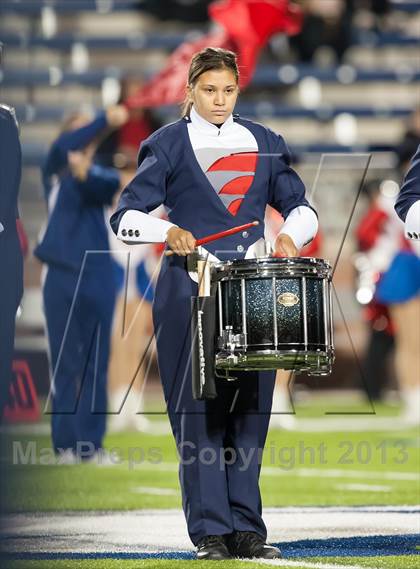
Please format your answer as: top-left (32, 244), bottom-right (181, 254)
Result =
top-left (213, 256), bottom-right (332, 280)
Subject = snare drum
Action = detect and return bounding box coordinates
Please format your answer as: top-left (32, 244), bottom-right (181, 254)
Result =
top-left (212, 257), bottom-right (334, 375)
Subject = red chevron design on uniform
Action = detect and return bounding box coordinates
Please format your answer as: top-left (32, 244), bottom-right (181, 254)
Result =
top-left (207, 152), bottom-right (258, 172)
top-left (228, 199), bottom-right (243, 216)
top-left (219, 175), bottom-right (254, 195)
top-left (206, 152), bottom-right (258, 216)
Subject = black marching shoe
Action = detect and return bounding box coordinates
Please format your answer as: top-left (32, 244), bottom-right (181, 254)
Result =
top-left (227, 531), bottom-right (281, 559)
top-left (196, 535), bottom-right (233, 560)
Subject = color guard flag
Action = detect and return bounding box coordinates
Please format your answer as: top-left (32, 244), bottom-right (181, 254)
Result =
top-left (125, 0), bottom-right (303, 109)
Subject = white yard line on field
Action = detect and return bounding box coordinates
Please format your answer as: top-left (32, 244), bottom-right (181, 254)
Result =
top-left (248, 559), bottom-right (376, 569)
top-left (334, 483), bottom-right (392, 492)
top-left (1, 506), bottom-right (417, 555)
top-left (270, 417), bottom-right (417, 433)
top-left (130, 486), bottom-right (178, 496)
top-left (122, 461), bottom-right (418, 482)
top-left (261, 467), bottom-right (418, 481)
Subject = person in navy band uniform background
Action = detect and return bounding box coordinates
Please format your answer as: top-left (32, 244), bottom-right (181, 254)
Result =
top-left (110, 48), bottom-right (318, 560)
top-left (395, 145), bottom-right (420, 240)
top-left (0, 105), bottom-right (23, 419)
top-left (34, 105), bottom-right (128, 459)
top-left (377, 144), bottom-right (420, 425)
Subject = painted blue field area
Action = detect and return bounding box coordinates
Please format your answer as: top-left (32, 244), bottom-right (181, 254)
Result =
top-left (279, 534), bottom-right (420, 557)
top-left (1, 534), bottom-right (419, 561)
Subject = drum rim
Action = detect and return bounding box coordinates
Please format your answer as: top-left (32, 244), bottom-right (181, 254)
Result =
top-left (215, 348), bottom-right (335, 372)
top-left (216, 347), bottom-right (335, 357)
top-left (213, 256), bottom-right (331, 272)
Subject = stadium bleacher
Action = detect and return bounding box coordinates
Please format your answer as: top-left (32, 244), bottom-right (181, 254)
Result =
top-left (11, 102), bottom-right (413, 122)
top-left (0, 0), bottom-right (142, 13)
top-left (0, 0), bottom-right (419, 13)
top-left (2, 64), bottom-right (419, 87)
top-left (1, 9), bottom-right (419, 564)
top-left (2, 30), bottom-right (418, 50)
top-left (1, 1), bottom-right (418, 146)
top-left (0, 0), bottom-right (418, 256)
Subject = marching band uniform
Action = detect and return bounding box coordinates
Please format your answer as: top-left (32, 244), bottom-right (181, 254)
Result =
top-left (395, 144), bottom-right (420, 240)
top-left (375, 159), bottom-right (420, 425)
top-left (375, 161), bottom-right (420, 306)
top-left (354, 194), bottom-right (396, 401)
top-left (0, 105), bottom-right (23, 417)
top-left (35, 113), bottom-right (120, 455)
top-left (110, 107), bottom-right (317, 547)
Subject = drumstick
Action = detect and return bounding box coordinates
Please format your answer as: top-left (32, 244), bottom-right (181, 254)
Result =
top-left (164, 221), bottom-right (259, 257)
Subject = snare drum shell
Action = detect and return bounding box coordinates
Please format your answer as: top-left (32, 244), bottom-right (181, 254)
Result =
top-left (214, 257), bottom-right (333, 353)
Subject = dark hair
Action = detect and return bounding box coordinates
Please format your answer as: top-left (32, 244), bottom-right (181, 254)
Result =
top-left (182, 47), bottom-right (239, 117)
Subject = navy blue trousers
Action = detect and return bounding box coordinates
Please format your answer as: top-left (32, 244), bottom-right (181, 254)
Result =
top-left (43, 264), bottom-right (116, 454)
top-left (153, 258), bottom-right (275, 545)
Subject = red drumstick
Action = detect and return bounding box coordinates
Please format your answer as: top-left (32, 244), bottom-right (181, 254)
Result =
top-left (164, 221), bottom-right (259, 256)
top-left (196, 221), bottom-right (259, 246)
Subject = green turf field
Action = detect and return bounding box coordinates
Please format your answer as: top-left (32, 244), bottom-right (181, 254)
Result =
top-left (0, 397), bottom-right (418, 569)
top-left (1, 400), bottom-right (418, 512)
top-left (1, 423), bottom-right (418, 511)
top-left (3, 556), bottom-right (420, 568)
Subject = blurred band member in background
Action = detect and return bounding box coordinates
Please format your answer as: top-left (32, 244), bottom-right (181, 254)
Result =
top-left (375, 156), bottom-right (420, 425)
top-left (354, 180), bottom-right (396, 402)
top-left (95, 77), bottom-right (161, 431)
top-left (34, 105), bottom-right (128, 460)
top-left (96, 75), bottom-right (162, 171)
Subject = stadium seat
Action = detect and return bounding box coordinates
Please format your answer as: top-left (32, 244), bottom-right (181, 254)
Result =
top-left (2, 65), bottom-right (419, 87)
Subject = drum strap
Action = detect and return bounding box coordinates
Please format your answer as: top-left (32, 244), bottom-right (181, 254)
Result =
top-left (191, 296), bottom-right (217, 400)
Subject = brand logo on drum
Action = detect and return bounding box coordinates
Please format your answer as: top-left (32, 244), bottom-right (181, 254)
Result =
top-left (277, 292), bottom-right (299, 307)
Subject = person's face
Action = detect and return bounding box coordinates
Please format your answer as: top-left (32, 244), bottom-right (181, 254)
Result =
top-left (188, 68), bottom-right (239, 124)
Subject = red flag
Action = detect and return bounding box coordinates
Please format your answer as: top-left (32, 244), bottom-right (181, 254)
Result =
top-left (210, 0), bottom-right (303, 87)
top-left (125, 0), bottom-right (303, 109)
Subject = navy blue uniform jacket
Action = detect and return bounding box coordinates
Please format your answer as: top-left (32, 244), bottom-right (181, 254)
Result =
top-left (110, 114), bottom-right (315, 388)
top-left (35, 113), bottom-right (120, 272)
top-left (110, 115), bottom-right (314, 252)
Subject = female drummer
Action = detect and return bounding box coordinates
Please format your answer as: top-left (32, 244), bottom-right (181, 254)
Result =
top-left (110, 47), bottom-right (318, 560)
